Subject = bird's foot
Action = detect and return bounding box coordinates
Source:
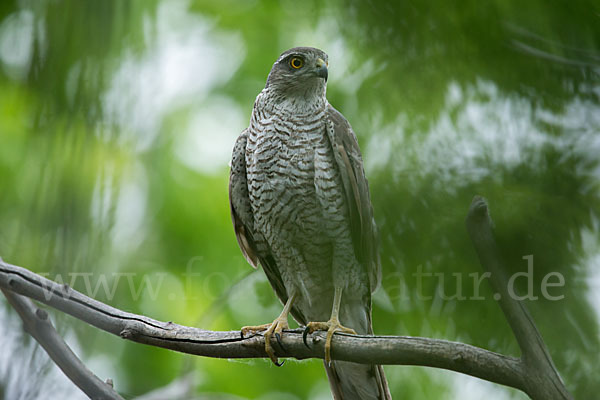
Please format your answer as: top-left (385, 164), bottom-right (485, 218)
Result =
top-left (241, 317), bottom-right (289, 366)
top-left (303, 318), bottom-right (357, 365)
top-left (240, 323), bottom-right (271, 338)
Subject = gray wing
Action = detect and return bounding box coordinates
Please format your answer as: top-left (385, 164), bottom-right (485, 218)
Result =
top-left (229, 130), bottom-right (258, 268)
top-left (326, 105), bottom-right (382, 292)
top-left (229, 130), bottom-right (307, 323)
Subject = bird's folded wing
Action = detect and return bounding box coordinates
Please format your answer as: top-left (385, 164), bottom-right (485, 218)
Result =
top-left (326, 105), bottom-right (382, 292)
top-left (229, 130), bottom-right (306, 323)
top-left (229, 130), bottom-right (259, 268)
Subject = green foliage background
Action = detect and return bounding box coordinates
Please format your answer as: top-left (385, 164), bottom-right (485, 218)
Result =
top-left (0, 0), bottom-right (598, 399)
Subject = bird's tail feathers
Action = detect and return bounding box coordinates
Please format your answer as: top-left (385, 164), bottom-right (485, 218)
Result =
top-left (324, 302), bottom-right (391, 399)
top-left (324, 360), bottom-right (391, 400)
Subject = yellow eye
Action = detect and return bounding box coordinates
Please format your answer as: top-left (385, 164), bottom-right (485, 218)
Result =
top-left (290, 57), bottom-right (304, 69)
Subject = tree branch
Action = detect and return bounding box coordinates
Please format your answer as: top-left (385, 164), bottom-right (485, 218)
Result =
top-left (1, 287), bottom-right (123, 400)
top-left (0, 196), bottom-right (574, 400)
top-left (1, 258), bottom-right (525, 393)
top-left (465, 196), bottom-right (573, 400)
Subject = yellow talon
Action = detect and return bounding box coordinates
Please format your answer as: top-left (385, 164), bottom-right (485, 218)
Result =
top-left (240, 292), bottom-right (296, 366)
top-left (304, 318), bottom-right (357, 364)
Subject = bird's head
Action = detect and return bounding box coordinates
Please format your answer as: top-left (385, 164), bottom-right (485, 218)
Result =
top-left (265, 47), bottom-right (328, 101)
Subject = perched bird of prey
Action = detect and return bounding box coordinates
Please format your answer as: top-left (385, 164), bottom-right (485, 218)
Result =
top-left (229, 47), bottom-right (391, 399)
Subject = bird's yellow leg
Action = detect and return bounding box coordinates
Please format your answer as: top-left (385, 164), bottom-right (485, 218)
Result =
top-left (303, 287), bottom-right (357, 365)
top-left (241, 292), bottom-right (297, 365)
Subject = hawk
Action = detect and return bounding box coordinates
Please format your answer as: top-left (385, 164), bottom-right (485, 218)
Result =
top-left (229, 47), bottom-right (391, 399)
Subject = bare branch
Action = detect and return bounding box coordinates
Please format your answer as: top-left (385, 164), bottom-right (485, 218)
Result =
top-left (0, 196), bottom-right (574, 400)
top-left (0, 259), bottom-right (525, 393)
top-left (465, 196), bottom-right (573, 400)
top-left (1, 288), bottom-right (123, 400)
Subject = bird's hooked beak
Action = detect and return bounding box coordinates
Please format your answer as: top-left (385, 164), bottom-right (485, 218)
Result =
top-left (316, 58), bottom-right (328, 82)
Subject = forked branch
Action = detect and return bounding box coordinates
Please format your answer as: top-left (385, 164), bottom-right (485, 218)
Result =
top-left (466, 196), bottom-right (573, 400)
top-left (0, 197), bottom-right (573, 400)
top-left (1, 287), bottom-right (123, 400)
